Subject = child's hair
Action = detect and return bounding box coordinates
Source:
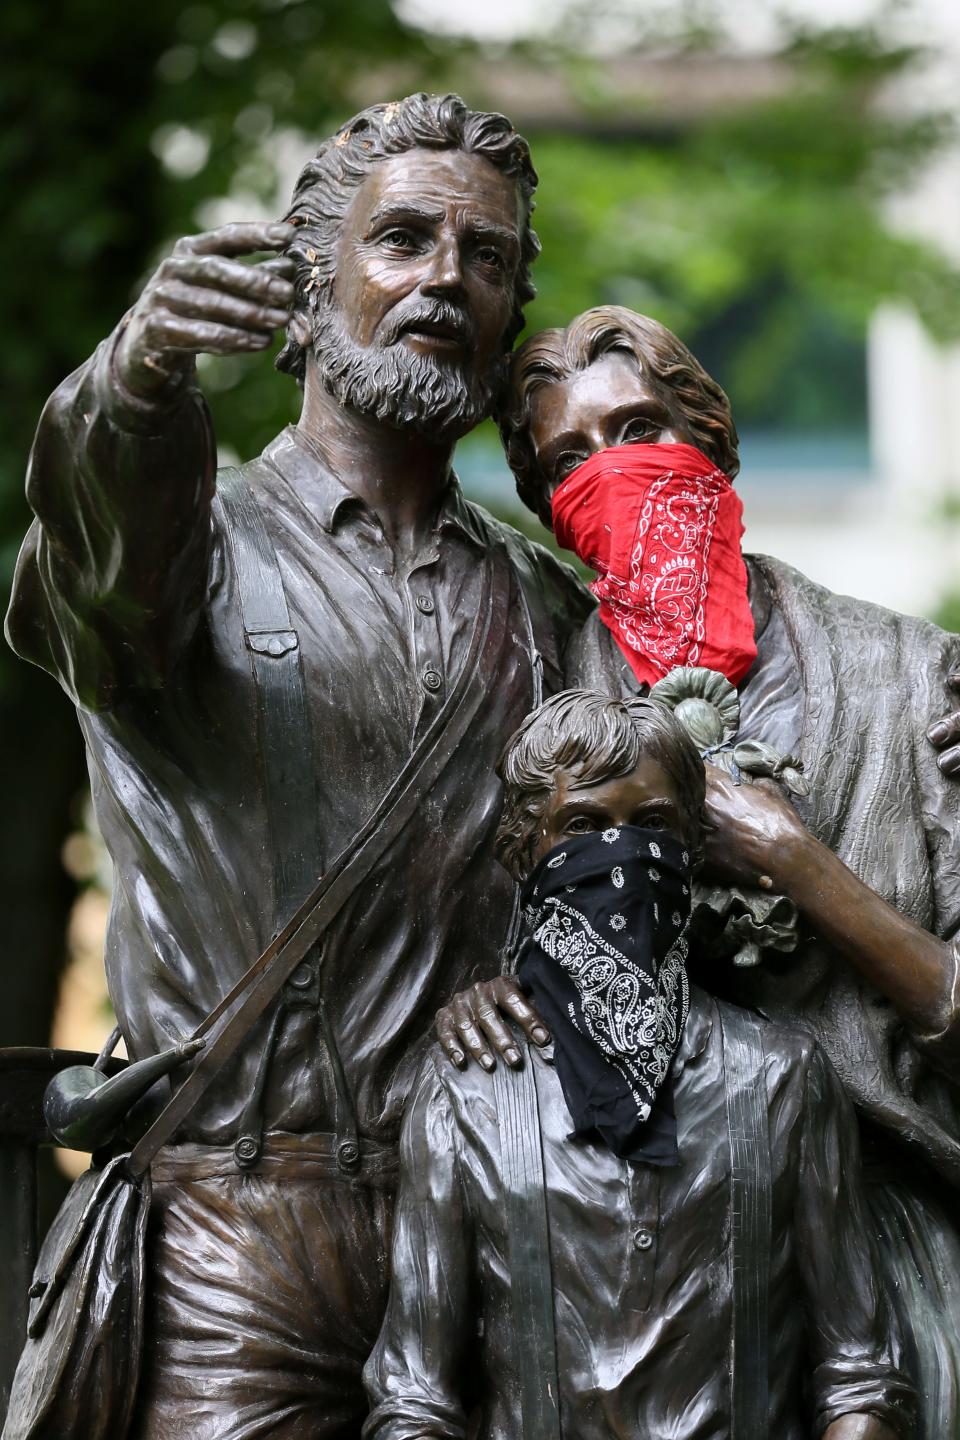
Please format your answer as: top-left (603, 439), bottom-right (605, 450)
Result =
top-left (497, 305), bottom-right (740, 527)
top-left (495, 688), bottom-right (706, 882)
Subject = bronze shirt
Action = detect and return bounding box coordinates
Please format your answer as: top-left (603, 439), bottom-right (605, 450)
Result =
top-left (6, 332), bottom-right (593, 1145)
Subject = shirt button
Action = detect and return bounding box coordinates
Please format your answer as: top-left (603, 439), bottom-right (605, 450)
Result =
top-left (288, 962), bottom-right (314, 990)
top-left (422, 667), bottom-right (442, 693)
top-left (633, 1228), bottom-right (653, 1252)
top-left (416, 594), bottom-right (435, 615)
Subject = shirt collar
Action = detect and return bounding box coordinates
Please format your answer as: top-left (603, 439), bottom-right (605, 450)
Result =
top-left (262, 425), bottom-right (486, 549)
top-left (262, 426), bottom-right (364, 534)
top-left (434, 474), bottom-right (487, 550)
top-left (672, 985), bottom-right (714, 1079)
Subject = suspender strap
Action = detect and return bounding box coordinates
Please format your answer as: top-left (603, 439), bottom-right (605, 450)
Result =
top-left (216, 465), bottom-right (318, 915)
top-left (493, 1045), bottom-right (563, 1440)
top-left (216, 466), bottom-right (325, 1167)
top-left (499, 566), bottom-right (542, 975)
top-left (719, 1004), bottom-right (772, 1440)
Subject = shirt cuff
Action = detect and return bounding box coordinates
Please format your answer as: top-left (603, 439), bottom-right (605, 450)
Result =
top-left (812, 1360), bottom-right (916, 1438)
top-left (94, 318), bottom-right (200, 437)
top-left (911, 934), bottom-right (960, 1065)
top-left (362, 1400), bottom-right (466, 1440)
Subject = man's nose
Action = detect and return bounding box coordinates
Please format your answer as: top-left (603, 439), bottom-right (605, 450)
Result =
top-left (421, 235), bottom-right (465, 295)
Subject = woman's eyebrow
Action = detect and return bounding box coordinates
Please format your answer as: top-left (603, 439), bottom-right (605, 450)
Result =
top-left (536, 428), bottom-right (583, 471)
top-left (607, 396), bottom-right (672, 423)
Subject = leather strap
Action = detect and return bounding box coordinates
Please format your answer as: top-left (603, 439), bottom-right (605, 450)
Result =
top-left (493, 1044), bottom-right (562, 1440)
top-left (719, 1004), bottom-right (771, 1440)
top-left (216, 466), bottom-right (323, 1168)
top-left (499, 572), bottom-right (543, 975)
top-left (129, 531), bottom-right (507, 1180)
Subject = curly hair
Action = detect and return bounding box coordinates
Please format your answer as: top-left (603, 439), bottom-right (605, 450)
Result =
top-left (275, 93), bottom-right (540, 385)
top-left (497, 305), bottom-right (740, 528)
top-left (495, 689), bottom-right (706, 883)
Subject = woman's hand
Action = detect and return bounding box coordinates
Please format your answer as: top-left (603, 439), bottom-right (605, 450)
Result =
top-left (703, 762), bottom-right (808, 889)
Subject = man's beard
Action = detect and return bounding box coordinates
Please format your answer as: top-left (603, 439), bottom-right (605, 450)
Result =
top-left (309, 297), bottom-right (503, 441)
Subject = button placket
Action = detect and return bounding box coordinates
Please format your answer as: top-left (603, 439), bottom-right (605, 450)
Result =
top-left (407, 556), bottom-right (444, 708)
top-left (627, 1165), bottom-right (661, 1310)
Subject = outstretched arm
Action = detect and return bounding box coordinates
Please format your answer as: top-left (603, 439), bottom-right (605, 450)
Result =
top-left (5, 222), bottom-right (294, 709)
top-left (704, 765), bottom-right (960, 1055)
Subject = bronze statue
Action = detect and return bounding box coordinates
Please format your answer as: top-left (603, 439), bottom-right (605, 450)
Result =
top-left (438, 306), bottom-right (960, 1438)
top-left (6, 88), bottom-right (960, 1438)
top-left (3, 95), bottom-right (586, 1438)
top-left (369, 690), bottom-right (911, 1439)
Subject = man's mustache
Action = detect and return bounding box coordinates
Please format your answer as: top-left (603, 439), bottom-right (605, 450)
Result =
top-left (379, 301), bottom-right (476, 349)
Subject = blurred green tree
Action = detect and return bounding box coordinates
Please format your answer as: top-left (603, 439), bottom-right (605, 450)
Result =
top-left (0, 0), bottom-right (453, 1049)
top-left (2, 0), bottom-right (959, 1052)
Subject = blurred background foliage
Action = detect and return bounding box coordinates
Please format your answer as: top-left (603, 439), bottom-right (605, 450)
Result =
top-left (2, 0), bottom-right (959, 1063)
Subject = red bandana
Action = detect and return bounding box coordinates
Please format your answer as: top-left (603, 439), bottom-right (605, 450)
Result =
top-left (552, 442), bottom-right (757, 688)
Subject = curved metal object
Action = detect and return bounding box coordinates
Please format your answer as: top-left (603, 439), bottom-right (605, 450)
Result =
top-left (650, 665), bottom-right (741, 748)
top-left (42, 1038), bottom-right (205, 1152)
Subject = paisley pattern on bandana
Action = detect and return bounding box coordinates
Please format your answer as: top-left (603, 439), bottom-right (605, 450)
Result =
top-left (551, 442), bottom-right (757, 688)
top-left (535, 900), bottom-right (688, 1121)
top-left (519, 826), bottom-right (692, 1163)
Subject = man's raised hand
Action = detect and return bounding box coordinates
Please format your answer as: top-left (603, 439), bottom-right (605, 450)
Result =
top-left (115, 221), bottom-right (297, 398)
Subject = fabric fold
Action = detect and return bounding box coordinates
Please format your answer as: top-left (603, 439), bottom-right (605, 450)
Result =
top-left (552, 442), bottom-right (756, 687)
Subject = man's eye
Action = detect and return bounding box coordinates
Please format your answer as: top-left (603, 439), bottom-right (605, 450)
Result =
top-left (380, 228), bottom-right (417, 250)
top-left (474, 246), bottom-right (504, 270)
top-left (566, 816), bottom-right (596, 834)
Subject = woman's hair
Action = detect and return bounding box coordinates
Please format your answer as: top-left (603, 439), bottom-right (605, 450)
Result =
top-left (497, 305), bottom-right (739, 527)
top-left (495, 688), bottom-right (706, 882)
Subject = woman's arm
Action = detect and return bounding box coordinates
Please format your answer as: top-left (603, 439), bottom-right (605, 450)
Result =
top-left (704, 764), bottom-right (960, 1049)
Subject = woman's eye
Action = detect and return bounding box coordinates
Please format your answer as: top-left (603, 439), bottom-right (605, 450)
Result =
top-left (623, 419), bottom-right (658, 443)
top-left (554, 452), bottom-right (584, 483)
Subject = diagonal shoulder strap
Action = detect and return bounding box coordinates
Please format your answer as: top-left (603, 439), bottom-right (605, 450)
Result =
top-left (719, 1004), bottom-right (771, 1440)
top-left (493, 1045), bottom-right (562, 1440)
top-left (129, 519), bottom-right (509, 1180)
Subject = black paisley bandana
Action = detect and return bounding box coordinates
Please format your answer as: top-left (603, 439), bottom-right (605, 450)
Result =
top-left (518, 826), bottom-right (692, 1165)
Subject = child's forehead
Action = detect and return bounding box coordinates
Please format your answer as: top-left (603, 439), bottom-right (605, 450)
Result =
top-left (545, 754), bottom-right (678, 802)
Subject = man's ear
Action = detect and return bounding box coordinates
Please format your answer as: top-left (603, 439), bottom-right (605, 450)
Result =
top-left (288, 310), bottom-right (312, 346)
